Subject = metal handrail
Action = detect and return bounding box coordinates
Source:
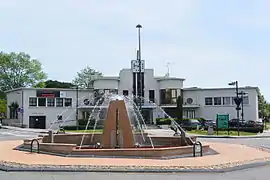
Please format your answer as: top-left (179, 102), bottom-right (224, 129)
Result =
top-left (57, 128), bottom-right (65, 134)
top-left (30, 139), bottom-right (40, 153)
top-left (193, 141), bottom-right (203, 157)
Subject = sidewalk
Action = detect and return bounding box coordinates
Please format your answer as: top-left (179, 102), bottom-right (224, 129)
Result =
top-left (0, 140), bottom-right (269, 172)
top-left (189, 131), bottom-right (270, 139)
top-left (1, 126), bottom-right (49, 134)
top-left (145, 129), bottom-right (270, 139)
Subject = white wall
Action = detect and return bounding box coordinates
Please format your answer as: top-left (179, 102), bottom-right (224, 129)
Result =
top-left (183, 88), bottom-right (259, 120)
top-left (93, 79), bottom-right (119, 90)
top-left (7, 88), bottom-right (94, 128)
top-left (158, 79), bottom-right (184, 89)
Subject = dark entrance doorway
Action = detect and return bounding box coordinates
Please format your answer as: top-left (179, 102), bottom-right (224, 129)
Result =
top-left (141, 109), bottom-right (153, 124)
top-left (29, 116), bottom-right (46, 129)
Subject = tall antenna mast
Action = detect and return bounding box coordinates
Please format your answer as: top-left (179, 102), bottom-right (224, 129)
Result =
top-left (165, 62), bottom-right (171, 77)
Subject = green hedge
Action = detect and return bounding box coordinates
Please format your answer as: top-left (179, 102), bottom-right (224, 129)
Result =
top-left (62, 125), bottom-right (104, 130)
top-left (156, 118), bottom-right (202, 125)
top-left (78, 119), bottom-right (104, 126)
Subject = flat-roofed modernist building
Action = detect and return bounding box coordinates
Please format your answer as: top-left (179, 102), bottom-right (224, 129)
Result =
top-left (5, 68), bottom-right (259, 129)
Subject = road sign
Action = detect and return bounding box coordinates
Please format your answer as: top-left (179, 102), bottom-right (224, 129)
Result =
top-left (20, 107), bottom-right (24, 114)
top-left (234, 97), bottom-right (242, 106)
top-left (216, 114), bottom-right (229, 129)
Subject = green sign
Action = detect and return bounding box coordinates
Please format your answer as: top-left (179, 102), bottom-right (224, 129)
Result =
top-left (216, 114), bottom-right (229, 129)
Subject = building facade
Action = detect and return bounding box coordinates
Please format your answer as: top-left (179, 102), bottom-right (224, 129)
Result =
top-left (5, 68), bottom-right (259, 129)
top-left (5, 88), bottom-right (94, 129)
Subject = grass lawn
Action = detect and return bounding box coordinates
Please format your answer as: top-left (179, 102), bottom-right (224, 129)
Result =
top-left (187, 129), bottom-right (257, 136)
top-left (65, 129), bottom-right (103, 133)
top-left (266, 122), bottom-right (270, 130)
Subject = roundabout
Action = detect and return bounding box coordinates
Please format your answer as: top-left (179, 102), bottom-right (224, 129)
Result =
top-left (0, 140), bottom-right (269, 173)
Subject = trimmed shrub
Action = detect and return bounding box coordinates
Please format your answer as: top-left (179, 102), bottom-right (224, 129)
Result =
top-left (62, 125), bottom-right (103, 130)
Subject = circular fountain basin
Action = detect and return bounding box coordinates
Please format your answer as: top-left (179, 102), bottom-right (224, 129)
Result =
top-left (21, 133), bottom-right (210, 158)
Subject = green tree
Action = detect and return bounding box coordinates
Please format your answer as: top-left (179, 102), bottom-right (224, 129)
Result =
top-left (258, 89), bottom-right (270, 118)
top-left (0, 99), bottom-right (7, 115)
top-left (0, 90), bottom-right (5, 99)
top-left (72, 66), bottom-right (103, 89)
top-left (0, 51), bottom-right (47, 91)
top-left (43, 80), bottom-right (74, 88)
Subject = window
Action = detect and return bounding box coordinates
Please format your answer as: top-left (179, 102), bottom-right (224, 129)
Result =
top-left (205, 97), bottom-right (213, 105)
top-left (232, 97), bottom-right (236, 105)
top-left (160, 89), bottom-right (181, 105)
top-left (104, 89), bottom-right (110, 94)
top-left (110, 89), bottom-right (118, 94)
top-left (47, 98), bottom-right (55, 107)
top-left (232, 96), bottom-right (249, 105)
top-left (123, 90), bottom-right (129, 96)
top-left (56, 98), bottom-right (63, 107)
top-left (149, 90), bottom-right (155, 103)
top-left (38, 98), bottom-right (46, 107)
top-left (223, 97), bottom-right (231, 105)
top-left (183, 110), bottom-right (196, 118)
top-left (29, 97), bottom-right (37, 107)
top-left (242, 96), bottom-right (249, 104)
top-left (64, 98), bottom-right (72, 107)
top-left (214, 97), bottom-right (222, 105)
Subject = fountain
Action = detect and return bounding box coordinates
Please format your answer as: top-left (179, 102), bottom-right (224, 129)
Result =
top-left (21, 94), bottom-right (210, 158)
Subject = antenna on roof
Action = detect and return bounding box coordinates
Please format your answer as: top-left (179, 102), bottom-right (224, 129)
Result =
top-left (165, 62), bottom-right (171, 77)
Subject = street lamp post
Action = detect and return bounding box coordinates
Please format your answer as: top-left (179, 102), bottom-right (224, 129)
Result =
top-left (228, 81), bottom-right (241, 136)
top-left (136, 24), bottom-right (143, 112)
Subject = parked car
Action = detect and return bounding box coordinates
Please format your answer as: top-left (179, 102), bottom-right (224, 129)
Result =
top-left (229, 119), bottom-right (246, 127)
top-left (202, 119), bottom-right (216, 129)
top-left (241, 119), bottom-right (264, 133)
top-left (180, 119), bottom-right (203, 131)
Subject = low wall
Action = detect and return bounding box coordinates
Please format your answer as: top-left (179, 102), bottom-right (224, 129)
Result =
top-left (71, 145), bottom-right (210, 157)
top-left (42, 133), bottom-right (151, 146)
top-left (22, 134), bottom-right (206, 157)
top-left (41, 133), bottom-right (197, 146)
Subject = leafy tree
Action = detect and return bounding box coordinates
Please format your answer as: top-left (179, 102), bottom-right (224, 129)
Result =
top-left (258, 89), bottom-right (270, 118)
top-left (0, 99), bottom-right (7, 115)
top-left (72, 66), bottom-right (103, 89)
top-left (0, 51), bottom-right (47, 91)
top-left (43, 80), bottom-right (74, 88)
top-left (33, 81), bottom-right (46, 88)
top-left (0, 91), bottom-right (5, 99)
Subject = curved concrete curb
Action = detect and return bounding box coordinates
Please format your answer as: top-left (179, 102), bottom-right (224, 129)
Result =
top-left (194, 135), bottom-right (270, 139)
top-left (0, 160), bottom-right (269, 173)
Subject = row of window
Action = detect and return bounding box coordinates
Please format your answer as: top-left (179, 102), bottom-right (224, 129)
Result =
top-left (122, 90), bottom-right (155, 102)
top-left (97, 88), bottom-right (178, 104)
top-left (29, 97), bottom-right (72, 107)
top-left (204, 96), bottom-right (249, 106)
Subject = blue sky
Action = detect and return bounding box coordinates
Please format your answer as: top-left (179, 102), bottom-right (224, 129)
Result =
top-left (1, 0), bottom-right (270, 100)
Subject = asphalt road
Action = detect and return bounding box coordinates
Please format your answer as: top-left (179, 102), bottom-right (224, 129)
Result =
top-left (0, 128), bottom-right (269, 180)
